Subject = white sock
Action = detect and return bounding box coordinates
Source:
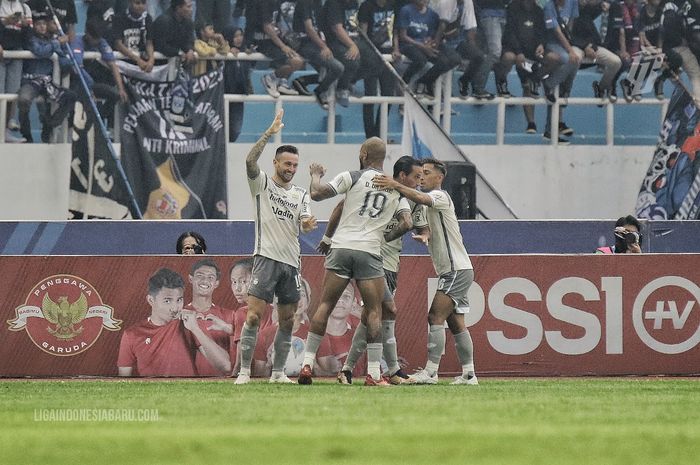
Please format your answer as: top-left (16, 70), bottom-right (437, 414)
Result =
top-left (367, 342), bottom-right (382, 380)
top-left (425, 360), bottom-right (440, 376)
top-left (302, 331), bottom-right (323, 369)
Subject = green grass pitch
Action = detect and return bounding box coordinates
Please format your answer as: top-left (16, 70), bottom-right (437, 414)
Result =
top-left (1, 378), bottom-right (698, 465)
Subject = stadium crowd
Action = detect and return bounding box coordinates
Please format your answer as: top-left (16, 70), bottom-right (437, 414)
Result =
top-left (2, 0), bottom-right (700, 143)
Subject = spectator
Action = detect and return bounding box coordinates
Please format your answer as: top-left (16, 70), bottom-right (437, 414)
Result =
top-left (663, 0), bottom-right (700, 103)
top-left (542, 0), bottom-right (580, 144)
top-left (223, 26), bottom-right (252, 142)
top-left (502, 0), bottom-right (559, 133)
top-left (398, 0), bottom-right (460, 100)
top-left (320, 0), bottom-right (362, 107)
top-left (0, 0), bottom-right (32, 142)
top-left (194, 0), bottom-right (230, 36)
top-left (617, 0), bottom-right (641, 102)
top-left (638, 0), bottom-right (677, 99)
top-left (152, 0), bottom-right (195, 65)
top-left (474, 0), bottom-right (512, 97)
top-left (358, 0), bottom-right (399, 135)
top-left (434, 0), bottom-right (494, 101)
top-left (176, 231), bottom-right (207, 254)
top-left (84, 0), bottom-right (121, 41)
top-left (62, 17), bottom-right (128, 130)
top-left (18, 17), bottom-right (77, 143)
top-left (112, 0), bottom-right (155, 77)
top-left (293, 0), bottom-right (344, 109)
top-left (596, 215), bottom-right (642, 253)
top-left (26, 0), bottom-right (77, 39)
top-left (193, 20), bottom-right (230, 76)
top-left (570, 0), bottom-right (623, 104)
top-left (245, 0), bottom-right (303, 98)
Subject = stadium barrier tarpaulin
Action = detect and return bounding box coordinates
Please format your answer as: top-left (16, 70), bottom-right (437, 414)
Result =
top-left (1, 255), bottom-right (698, 377)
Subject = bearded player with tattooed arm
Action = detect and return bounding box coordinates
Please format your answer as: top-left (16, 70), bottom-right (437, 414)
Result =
top-left (235, 109), bottom-right (318, 385)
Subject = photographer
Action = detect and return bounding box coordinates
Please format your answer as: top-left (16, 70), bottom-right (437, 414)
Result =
top-left (176, 231), bottom-right (207, 254)
top-left (596, 215), bottom-right (642, 254)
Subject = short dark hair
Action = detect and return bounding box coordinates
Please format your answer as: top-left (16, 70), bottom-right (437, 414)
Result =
top-left (190, 258), bottom-right (221, 278)
top-left (85, 18), bottom-right (105, 40)
top-left (176, 231), bottom-right (207, 254)
top-left (615, 215), bottom-right (641, 231)
top-left (171, 0), bottom-right (188, 10)
top-left (276, 145), bottom-right (299, 157)
top-left (421, 158), bottom-right (446, 176)
top-left (148, 268), bottom-right (184, 296)
top-left (393, 156), bottom-right (421, 178)
top-left (229, 257), bottom-right (253, 277)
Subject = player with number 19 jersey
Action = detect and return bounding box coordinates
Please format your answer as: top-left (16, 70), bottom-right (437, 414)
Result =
top-left (328, 168), bottom-right (410, 255)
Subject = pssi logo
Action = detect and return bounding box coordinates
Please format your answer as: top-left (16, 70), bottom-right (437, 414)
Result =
top-left (7, 275), bottom-right (121, 356)
top-left (455, 276), bottom-right (699, 355)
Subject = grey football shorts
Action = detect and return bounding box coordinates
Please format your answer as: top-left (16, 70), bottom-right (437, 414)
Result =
top-left (383, 269), bottom-right (397, 302)
top-left (248, 255), bottom-right (300, 305)
top-left (436, 269), bottom-right (474, 314)
top-left (325, 248), bottom-right (384, 280)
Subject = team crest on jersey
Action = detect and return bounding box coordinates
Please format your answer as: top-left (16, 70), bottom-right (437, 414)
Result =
top-left (7, 275), bottom-right (121, 356)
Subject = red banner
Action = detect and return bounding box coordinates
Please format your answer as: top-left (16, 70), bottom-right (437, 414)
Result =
top-left (1, 255), bottom-right (698, 377)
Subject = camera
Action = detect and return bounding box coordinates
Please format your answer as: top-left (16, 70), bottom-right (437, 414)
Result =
top-left (614, 228), bottom-right (641, 251)
top-left (192, 244), bottom-right (204, 254)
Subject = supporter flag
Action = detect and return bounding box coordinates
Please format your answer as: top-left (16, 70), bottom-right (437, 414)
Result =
top-left (636, 86), bottom-right (700, 219)
top-left (68, 100), bottom-right (137, 219)
top-left (401, 96), bottom-right (517, 219)
top-left (120, 64), bottom-right (228, 219)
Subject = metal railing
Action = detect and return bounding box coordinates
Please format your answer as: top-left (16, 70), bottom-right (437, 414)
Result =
top-left (0, 50), bottom-right (668, 146)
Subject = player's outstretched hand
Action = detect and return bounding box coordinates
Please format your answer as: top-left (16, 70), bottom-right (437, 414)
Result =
top-left (268, 109), bottom-right (285, 135)
top-left (372, 174), bottom-right (398, 189)
top-left (301, 215), bottom-right (318, 233)
top-left (309, 162), bottom-right (326, 178)
top-left (412, 232), bottom-right (429, 246)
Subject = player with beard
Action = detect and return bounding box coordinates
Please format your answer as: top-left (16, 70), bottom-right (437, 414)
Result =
top-left (236, 110), bottom-right (318, 384)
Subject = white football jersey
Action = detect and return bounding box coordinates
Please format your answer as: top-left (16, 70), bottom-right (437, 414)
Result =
top-left (328, 168), bottom-right (409, 256)
top-left (248, 171), bottom-right (311, 268)
top-left (424, 190), bottom-right (472, 275)
top-left (381, 200), bottom-right (428, 273)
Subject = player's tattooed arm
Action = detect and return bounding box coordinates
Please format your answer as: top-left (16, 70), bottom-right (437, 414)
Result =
top-left (309, 163), bottom-right (336, 200)
top-left (246, 109), bottom-right (285, 179)
top-left (384, 210), bottom-right (413, 243)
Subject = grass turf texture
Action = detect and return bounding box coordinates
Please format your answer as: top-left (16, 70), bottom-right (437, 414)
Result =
top-left (1, 378), bottom-right (698, 465)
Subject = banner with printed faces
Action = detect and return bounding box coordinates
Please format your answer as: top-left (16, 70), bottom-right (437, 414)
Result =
top-left (1, 255), bottom-right (698, 378)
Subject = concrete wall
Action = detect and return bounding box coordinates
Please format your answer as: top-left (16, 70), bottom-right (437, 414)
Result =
top-left (1, 143), bottom-right (652, 220)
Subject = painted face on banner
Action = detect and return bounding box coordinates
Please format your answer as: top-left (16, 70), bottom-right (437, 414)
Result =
top-left (148, 287), bottom-right (184, 324)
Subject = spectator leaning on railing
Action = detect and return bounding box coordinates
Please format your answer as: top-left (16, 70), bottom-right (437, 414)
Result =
top-left (18, 17), bottom-right (76, 143)
top-left (112, 0), bottom-right (155, 76)
top-left (222, 26), bottom-right (252, 143)
top-left (152, 0), bottom-right (196, 66)
top-left (0, 0), bottom-right (33, 143)
top-left (193, 20), bottom-right (230, 76)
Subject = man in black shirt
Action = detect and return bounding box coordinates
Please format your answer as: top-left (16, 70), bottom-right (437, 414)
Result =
top-left (113, 0), bottom-right (155, 74)
top-left (294, 0), bottom-right (345, 108)
top-left (358, 0), bottom-right (397, 136)
top-left (502, 0), bottom-right (559, 132)
top-left (152, 0), bottom-right (195, 64)
top-left (321, 0), bottom-right (362, 107)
